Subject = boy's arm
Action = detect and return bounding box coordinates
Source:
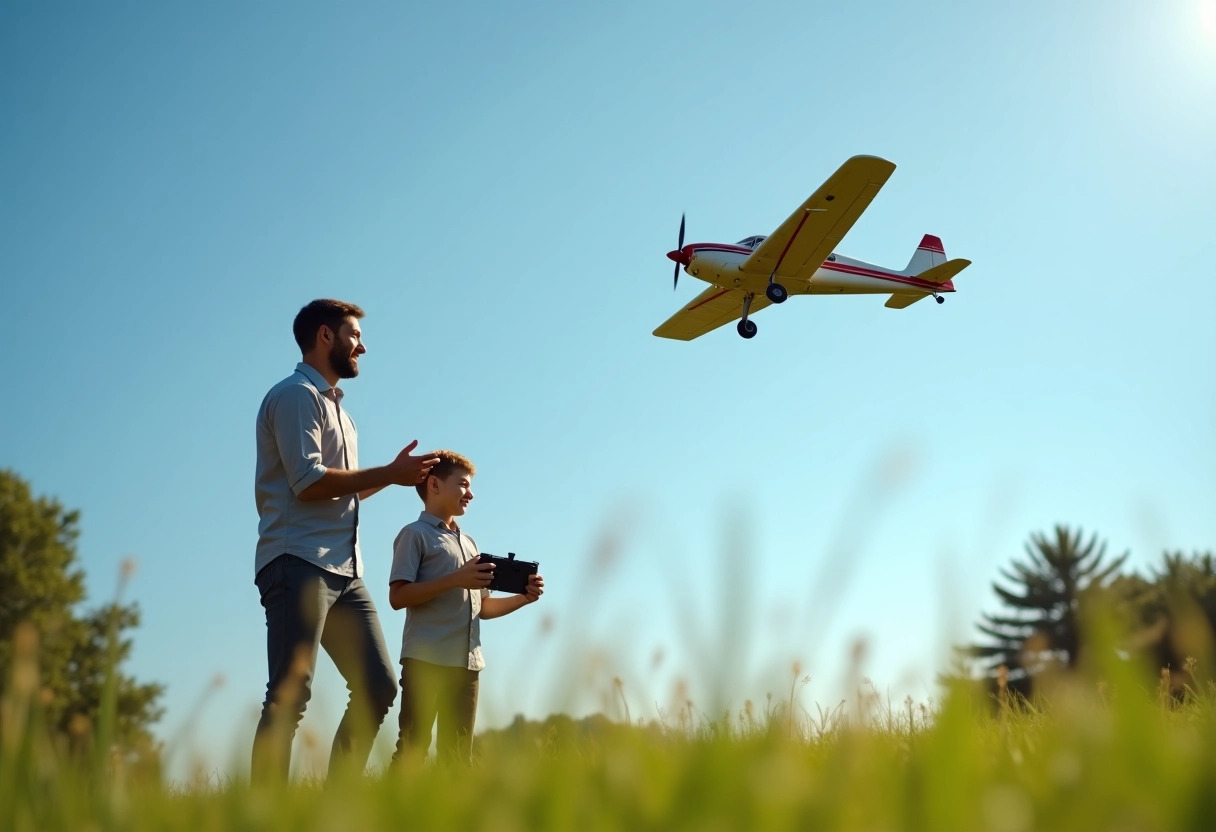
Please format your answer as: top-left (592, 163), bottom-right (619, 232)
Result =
top-left (480, 575), bottom-right (544, 620)
top-left (389, 575), bottom-right (455, 609)
top-left (389, 557), bottom-right (496, 610)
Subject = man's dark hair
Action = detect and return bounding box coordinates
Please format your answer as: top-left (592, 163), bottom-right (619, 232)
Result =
top-left (292, 299), bottom-right (364, 354)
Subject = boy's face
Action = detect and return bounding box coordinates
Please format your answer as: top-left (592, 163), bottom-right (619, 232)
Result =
top-left (427, 468), bottom-right (474, 518)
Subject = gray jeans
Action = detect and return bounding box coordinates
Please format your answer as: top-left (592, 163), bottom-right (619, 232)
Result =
top-left (251, 554), bottom-right (396, 783)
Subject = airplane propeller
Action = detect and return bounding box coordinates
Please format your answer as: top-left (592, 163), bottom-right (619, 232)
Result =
top-left (671, 213), bottom-right (685, 290)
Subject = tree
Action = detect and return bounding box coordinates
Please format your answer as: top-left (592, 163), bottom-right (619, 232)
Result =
top-left (970, 526), bottom-right (1128, 693)
top-left (0, 469), bottom-right (164, 757)
top-left (1120, 552), bottom-right (1216, 683)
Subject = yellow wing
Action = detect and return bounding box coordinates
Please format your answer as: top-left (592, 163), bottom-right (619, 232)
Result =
top-left (741, 155), bottom-right (896, 281)
top-left (653, 286), bottom-right (773, 341)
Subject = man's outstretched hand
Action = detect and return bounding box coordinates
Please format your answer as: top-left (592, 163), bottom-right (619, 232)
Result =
top-left (388, 440), bottom-right (440, 485)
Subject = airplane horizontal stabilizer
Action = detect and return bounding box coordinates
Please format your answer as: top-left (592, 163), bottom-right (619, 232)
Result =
top-left (885, 293), bottom-right (927, 309)
top-left (915, 258), bottom-right (971, 285)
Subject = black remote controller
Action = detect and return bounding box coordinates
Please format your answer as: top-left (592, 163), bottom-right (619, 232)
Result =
top-left (476, 552), bottom-right (539, 594)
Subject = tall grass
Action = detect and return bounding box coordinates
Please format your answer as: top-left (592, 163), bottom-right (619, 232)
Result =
top-left (5, 606), bottom-right (1216, 831)
top-left (5, 484), bottom-right (1214, 830)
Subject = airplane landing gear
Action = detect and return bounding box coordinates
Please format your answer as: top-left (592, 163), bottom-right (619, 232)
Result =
top-left (765, 281), bottom-right (788, 304)
top-left (934, 293), bottom-right (945, 305)
top-left (737, 292), bottom-right (757, 339)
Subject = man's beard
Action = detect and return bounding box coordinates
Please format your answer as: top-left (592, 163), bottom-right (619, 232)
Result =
top-left (329, 342), bottom-right (359, 379)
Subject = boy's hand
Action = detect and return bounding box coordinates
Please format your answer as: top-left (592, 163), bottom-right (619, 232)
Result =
top-left (387, 440), bottom-right (441, 486)
top-left (523, 574), bottom-right (544, 603)
top-left (451, 556), bottom-right (494, 590)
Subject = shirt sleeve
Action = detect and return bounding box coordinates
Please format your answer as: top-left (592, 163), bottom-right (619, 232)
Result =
top-left (390, 527), bottom-right (424, 583)
top-left (269, 383), bottom-right (328, 496)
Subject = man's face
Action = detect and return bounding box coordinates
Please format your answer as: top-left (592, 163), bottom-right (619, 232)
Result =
top-left (429, 469), bottom-right (474, 518)
top-left (323, 317), bottom-right (365, 379)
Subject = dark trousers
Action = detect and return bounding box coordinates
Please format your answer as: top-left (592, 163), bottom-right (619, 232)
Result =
top-left (251, 554), bottom-right (397, 783)
top-left (392, 658), bottom-right (480, 764)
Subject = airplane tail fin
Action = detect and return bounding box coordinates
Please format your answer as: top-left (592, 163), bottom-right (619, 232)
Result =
top-left (904, 234), bottom-right (947, 275)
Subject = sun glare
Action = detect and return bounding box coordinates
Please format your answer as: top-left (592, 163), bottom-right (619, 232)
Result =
top-left (1202, 0), bottom-right (1216, 37)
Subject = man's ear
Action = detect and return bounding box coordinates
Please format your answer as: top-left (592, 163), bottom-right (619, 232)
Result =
top-left (317, 324), bottom-right (334, 347)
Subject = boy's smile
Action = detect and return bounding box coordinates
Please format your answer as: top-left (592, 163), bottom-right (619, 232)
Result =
top-left (428, 469), bottom-right (474, 522)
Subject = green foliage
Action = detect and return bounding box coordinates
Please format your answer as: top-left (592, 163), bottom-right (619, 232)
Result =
top-left (969, 526), bottom-right (1216, 699)
top-left (0, 469), bottom-right (164, 760)
top-left (1119, 551), bottom-right (1216, 685)
top-left (970, 526), bottom-right (1128, 688)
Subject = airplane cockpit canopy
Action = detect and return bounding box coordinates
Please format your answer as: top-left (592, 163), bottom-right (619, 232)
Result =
top-left (736, 235), bottom-right (767, 249)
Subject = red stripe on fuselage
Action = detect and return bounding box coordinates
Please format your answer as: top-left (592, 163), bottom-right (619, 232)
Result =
top-left (683, 244), bottom-right (956, 292)
top-left (821, 262), bottom-right (954, 291)
top-left (686, 243), bottom-right (753, 255)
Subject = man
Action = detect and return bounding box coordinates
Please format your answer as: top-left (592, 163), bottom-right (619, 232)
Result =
top-left (251, 298), bottom-right (439, 784)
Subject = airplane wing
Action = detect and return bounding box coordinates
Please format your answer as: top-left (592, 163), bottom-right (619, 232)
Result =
top-left (653, 286), bottom-right (773, 341)
top-left (740, 155), bottom-right (896, 281)
top-left (885, 293), bottom-right (927, 309)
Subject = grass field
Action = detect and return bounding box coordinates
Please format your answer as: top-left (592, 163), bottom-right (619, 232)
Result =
top-left (5, 615), bottom-right (1216, 832)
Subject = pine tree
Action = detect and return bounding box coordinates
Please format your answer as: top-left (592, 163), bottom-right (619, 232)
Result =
top-left (970, 526), bottom-right (1127, 690)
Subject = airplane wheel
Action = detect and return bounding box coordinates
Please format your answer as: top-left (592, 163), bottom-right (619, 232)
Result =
top-left (737, 319), bottom-right (758, 339)
top-left (766, 282), bottom-right (788, 304)
top-left (935, 295), bottom-right (945, 304)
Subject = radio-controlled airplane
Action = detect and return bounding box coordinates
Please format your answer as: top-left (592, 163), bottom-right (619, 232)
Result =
top-left (654, 155), bottom-right (971, 340)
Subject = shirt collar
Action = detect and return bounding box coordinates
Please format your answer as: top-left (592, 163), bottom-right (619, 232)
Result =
top-left (296, 362), bottom-right (343, 401)
top-left (418, 511), bottom-right (459, 532)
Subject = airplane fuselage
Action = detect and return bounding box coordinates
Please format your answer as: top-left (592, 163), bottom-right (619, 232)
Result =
top-left (675, 243), bottom-right (957, 297)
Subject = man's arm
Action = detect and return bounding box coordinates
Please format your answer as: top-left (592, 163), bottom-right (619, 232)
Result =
top-left (300, 468), bottom-right (392, 501)
top-left (389, 557), bottom-right (495, 610)
top-left (297, 443), bottom-right (439, 501)
top-left (480, 574), bottom-right (544, 620)
top-left (269, 383), bottom-right (439, 502)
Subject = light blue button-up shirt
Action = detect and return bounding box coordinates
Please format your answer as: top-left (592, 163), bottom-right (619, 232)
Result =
top-left (254, 363), bottom-right (360, 579)
top-left (390, 512), bottom-right (487, 671)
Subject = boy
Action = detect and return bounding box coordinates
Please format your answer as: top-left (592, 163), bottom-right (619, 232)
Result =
top-left (388, 450), bottom-right (543, 764)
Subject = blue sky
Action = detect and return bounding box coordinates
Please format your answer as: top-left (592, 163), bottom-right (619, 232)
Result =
top-left (2, 1), bottom-right (1214, 778)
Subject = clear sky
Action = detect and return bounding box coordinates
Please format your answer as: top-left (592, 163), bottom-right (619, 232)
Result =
top-left (3, 0), bottom-right (1214, 779)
